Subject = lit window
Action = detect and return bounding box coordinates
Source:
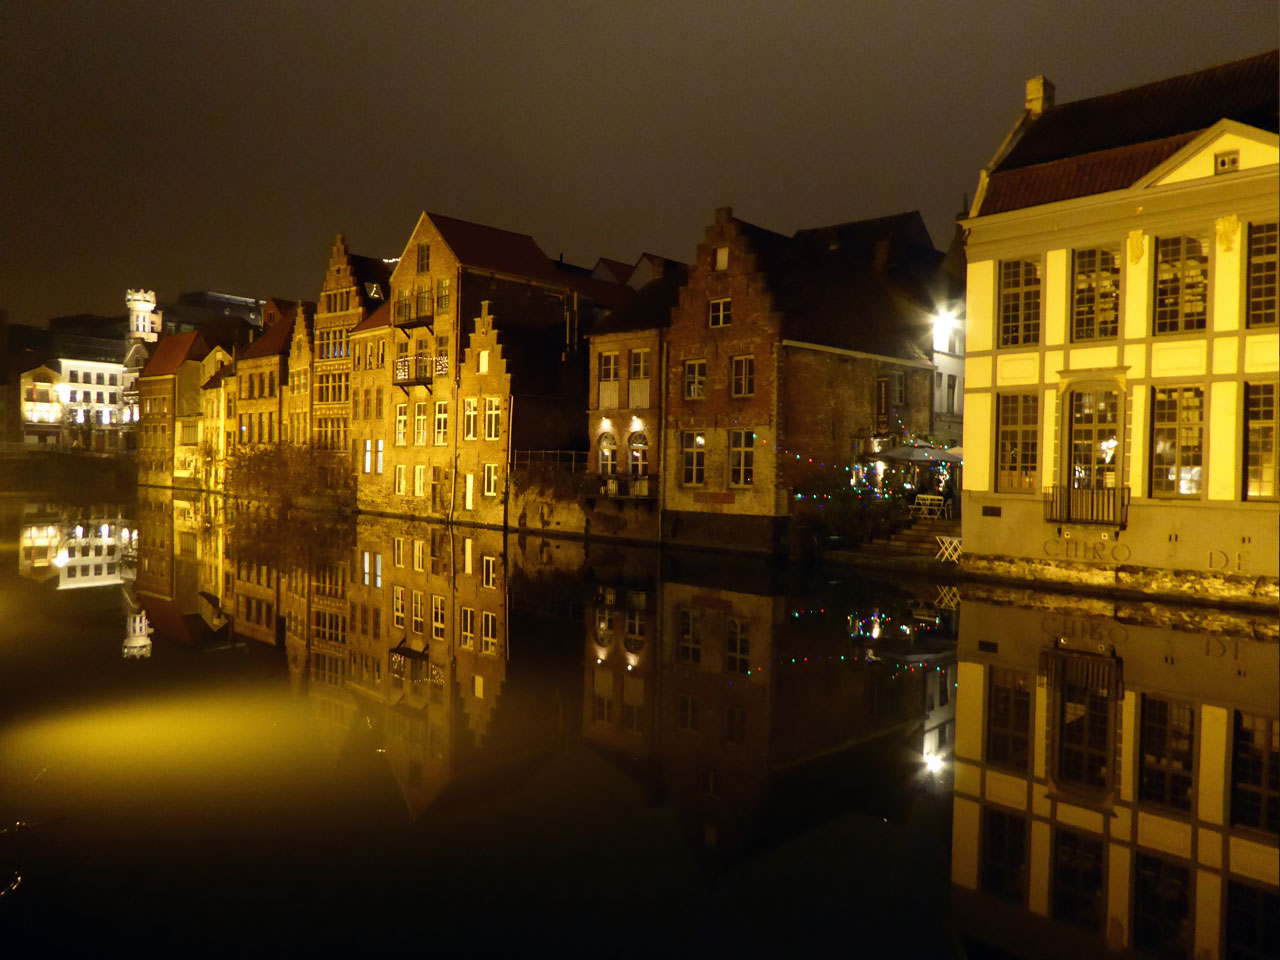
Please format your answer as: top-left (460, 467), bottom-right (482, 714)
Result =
top-left (484, 398), bottom-right (500, 440)
top-left (463, 398), bottom-right (478, 440)
top-left (1138, 695), bottom-right (1194, 812)
top-left (1245, 383), bottom-right (1277, 500)
top-left (1151, 386), bottom-right (1203, 497)
top-left (1246, 222), bottom-right (1278, 327)
top-left (414, 464), bottom-right (426, 497)
top-left (394, 464), bottom-right (406, 496)
top-left (481, 556), bottom-right (497, 589)
top-left (1071, 247), bottom-right (1121, 341)
top-left (1153, 234), bottom-right (1209, 334)
top-left (681, 431), bottom-right (705, 484)
top-left (395, 404), bottom-right (407, 445)
top-left (996, 393), bottom-right (1038, 492)
top-left (483, 463), bottom-right (498, 496)
top-left (434, 401), bottom-right (448, 446)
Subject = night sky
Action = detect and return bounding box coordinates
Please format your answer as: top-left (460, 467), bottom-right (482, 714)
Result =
top-left (3, 1), bottom-right (1276, 326)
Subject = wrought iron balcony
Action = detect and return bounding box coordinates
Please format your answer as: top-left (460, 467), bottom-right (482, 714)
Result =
top-left (392, 294), bottom-right (434, 327)
top-left (598, 473), bottom-right (655, 499)
top-left (1044, 485), bottom-right (1130, 527)
top-left (393, 356), bottom-right (448, 386)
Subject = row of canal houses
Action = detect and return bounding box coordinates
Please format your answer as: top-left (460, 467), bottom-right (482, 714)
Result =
top-left (139, 206), bottom-right (960, 552)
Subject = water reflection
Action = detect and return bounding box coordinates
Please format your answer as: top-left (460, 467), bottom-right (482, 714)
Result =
top-left (950, 588), bottom-right (1279, 960)
top-left (5, 494), bottom-right (1276, 957)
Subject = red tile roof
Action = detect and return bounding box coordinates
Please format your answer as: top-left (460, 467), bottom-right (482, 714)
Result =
top-left (140, 332), bottom-right (209, 378)
top-left (430, 212), bottom-right (562, 283)
top-left (982, 132), bottom-right (1199, 215)
top-left (350, 301), bottom-right (391, 335)
top-left (979, 49), bottom-right (1278, 215)
top-left (239, 310), bottom-right (296, 360)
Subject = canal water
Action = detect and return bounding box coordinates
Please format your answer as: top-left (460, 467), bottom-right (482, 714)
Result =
top-left (1, 493), bottom-right (1275, 957)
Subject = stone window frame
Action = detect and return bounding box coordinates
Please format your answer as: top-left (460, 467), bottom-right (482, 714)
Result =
top-left (1071, 246), bottom-right (1122, 342)
top-left (1153, 232), bottom-right (1210, 335)
top-left (995, 392), bottom-right (1039, 493)
top-left (1246, 221), bottom-right (1278, 327)
top-left (1150, 384), bottom-right (1205, 499)
top-left (1244, 381), bottom-right (1277, 501)
top-left (998, 257), bottom-right (1042, 347)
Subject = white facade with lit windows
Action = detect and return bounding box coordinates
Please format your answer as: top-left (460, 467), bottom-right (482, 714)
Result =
top-left (960, 54), bottom-right (1279, 601)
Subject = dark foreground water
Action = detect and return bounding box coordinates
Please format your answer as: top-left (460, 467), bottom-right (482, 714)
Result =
top-left (1, 493), bottom-right (1276, 958)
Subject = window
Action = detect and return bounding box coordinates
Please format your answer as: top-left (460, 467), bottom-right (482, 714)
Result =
top-left (1247, 222), bottom-right (1278, 327)
top-left (628, 432), bottom-right (649, 479)
top-left (1227, 879), bottom-right (1280, 960)
top-left (1055, 653), bottom-right (1118, 791)
top-left (729, 430), bottom-right (754, 486)
top-left (998, 258), bottom-right (1041, 346)
top-left (1052, 829), bottom-right (1103, 931)
top-left (460, 607), bottom-right (475, 648)
top-left (677, 694), bottom-right (699, 732)
top-left (463, 398), bottom-right (477, 440)
top-left (436, 277), bottom-right (450, 310)
top-left (481, 555), bottom-right (496, 589)
top-left (431, 595), bottom-right (446, 640)
top-left (1139, 696), bottom-right (1194, 812)
top-left (481, 611), bottom-right (498, 654)
top-left (629, 349), bottom-right (650, 380)
top-left (677, 610), bottom-right (701, 664)
top-left (683, 359), bottom-right (706, 399)
top-left (1133, 853), bottom-right (1189, 959)
top-left (395, 404), bottom-right (407, 445)
top-left (890, 371), bottom-right (906, 405)
top-left (392, 586), bottom-right (405, 627)
top-left (414, 464), bottom-right (426, 497)
top-left (394, 464), bottom-right (406, 496)
top-left (713, 245), bottom-right (729, 271)
top-left (412, 539), bottom-right (426, 572)
top-left (375, 439), bottom-right (384, 474)
top-left (599, 352), bottom-right (619, 382)
top-left (484, 398), bottom-right (500, 440)
top-left (1244, 383), bottom-right (1277, 499)
top-left (681, 431), bottom-right (705, 484)
top-left (730, 355), bottom-right (754, 397)
top-left (483, 463), bottom-right (498, 496)
top-left (1154, 234), bottom-right (1209, 334)
top-left (1231, 711), bottom-right (1279, 834)
top-left (725, 705), bottom-right (746, 743)
top-left (393, 537), bottom-right (404, 567)
top-left (411, 591), bottom-right (424, 633)
top-left (1151, 386), bottom-right (1203, 497)
top-left (980, 808), bottom-right (1027, 904)
top-left (987, 668), bottom-right (1032, 771)
top-left (416, 242), bottom-right (430, 272)
top-left (434, 401), bottom-right (448, 445)
top-left (362, 439), bottom-right (372, 473)
top-left (726, 619), bottom-right (749, 674)
top-left (598, 432), bottom-right (617, 475)
top-left (414, 402), bottom-right (428, 445)
top-left (946, 374), bottom-right (957, 414)
top-left (1071, 247), bottom-right (1120, 340)
top-left (1069, 387), bottom-right (1120, 491)
top-left (996, 393), bottom-right (1038, 492)
top-left (708, 298), bottom-right (731, 327)
top-left (375, 388), bottom-right (384, 420)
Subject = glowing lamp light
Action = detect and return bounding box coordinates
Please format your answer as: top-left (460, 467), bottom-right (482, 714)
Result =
top-left (100, 524), bottom-right (110, 539)
top-left (924, 753), bottom-right (945, 775)
top-left (53, 549), bottom-right (69, 568)
top-left (629, 416), bottom-right (643, 432)
top-left (599, 418), bottom-right (612, 432)
top-left (932, 308), bottom-right (957, 335)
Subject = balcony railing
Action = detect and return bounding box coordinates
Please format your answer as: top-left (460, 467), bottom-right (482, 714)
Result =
top-left (393, 356), bottom-right (448, 386)
top-left (597, 473), bottom-right (655, 499)
top-left (392, 293), bottom-right (433, 325)
top-left (1045, 485), bottom-right (1130, 527)
top-left (512, 450), bottom-right (589, 473)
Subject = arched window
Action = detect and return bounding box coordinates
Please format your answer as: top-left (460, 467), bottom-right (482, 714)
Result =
top-left (628, 432), bottom-right (649, 476)
top-left (598, 432), bottom-right (617, 474)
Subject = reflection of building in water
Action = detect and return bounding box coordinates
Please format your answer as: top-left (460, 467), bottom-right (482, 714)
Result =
top-left (18, 504), bottom-right (133, 590)
top-left (951, 597), bottom-right (1279, 960)
top-left (122, 586), bottom-right (153, 659)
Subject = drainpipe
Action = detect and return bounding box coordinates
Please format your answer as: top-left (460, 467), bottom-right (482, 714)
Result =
top-left (504, 394), bottom-right (515, 533)
top-left (657, 337), bottom-right (668, 542)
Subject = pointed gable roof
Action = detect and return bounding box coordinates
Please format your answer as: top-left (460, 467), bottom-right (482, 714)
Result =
top-left (140, 332), bottom-right (209, 378)
top-left (429, 212), bottom-right (561, 282)
top-left (350, 301), bottom-right (391, 335)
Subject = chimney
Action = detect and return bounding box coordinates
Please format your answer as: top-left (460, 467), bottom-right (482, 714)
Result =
top-left (714, 206), bottom-right (733, 225)
top-left (1025, 75), bottom-right (1055, 117)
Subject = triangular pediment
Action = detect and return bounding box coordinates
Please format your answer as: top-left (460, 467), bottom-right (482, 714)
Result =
top-left (1139, 119), bottom-right (1278, 188)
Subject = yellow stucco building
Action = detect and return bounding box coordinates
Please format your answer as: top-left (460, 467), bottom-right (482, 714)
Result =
top-left (960, 51), bottom-right (1278, 604)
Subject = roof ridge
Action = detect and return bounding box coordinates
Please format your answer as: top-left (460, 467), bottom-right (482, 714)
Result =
top-left (1051, 48), bottom-right (1277, 110)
